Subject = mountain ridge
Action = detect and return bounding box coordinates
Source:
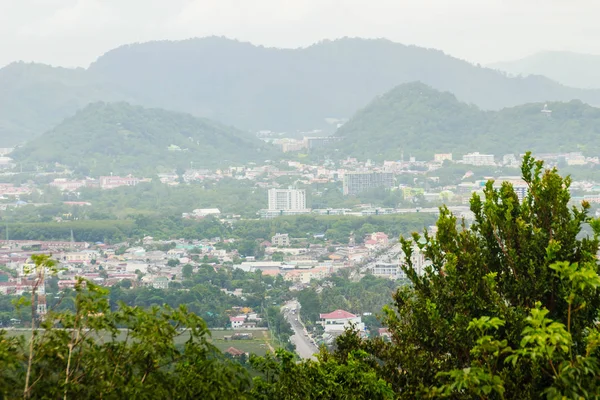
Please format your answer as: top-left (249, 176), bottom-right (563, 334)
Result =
top-left (333, 81), bottom-right (600, 160)
top-left (11, 101), bottom-right (275, 175)
top-left (4, 37), bottom-right (600, 145)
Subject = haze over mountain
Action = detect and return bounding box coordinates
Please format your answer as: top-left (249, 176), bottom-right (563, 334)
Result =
top-left (334, 82), bottom-right (600, 161)
top-left (11, 102), bottom-right (275, 175)
top-left (0, 62), bottom-right (127, 146)
top-left (4, 37), bottom-right (600, 145)
top-left (84, 37), bottom-right (600, 130)
top-left (489, 51), bottom-right (600, 90)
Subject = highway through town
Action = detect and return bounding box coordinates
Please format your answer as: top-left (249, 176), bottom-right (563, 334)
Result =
top-left (283, 300), bottom-right (318, 360)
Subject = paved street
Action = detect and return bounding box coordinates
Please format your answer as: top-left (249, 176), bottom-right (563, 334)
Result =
top-left (283, 300), bottom-right (318, 360)
top-left (361, 242), bottom-right (403, 273)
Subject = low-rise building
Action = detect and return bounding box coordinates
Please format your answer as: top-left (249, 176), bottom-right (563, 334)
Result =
top-left (271, 233), bottom-right (290, 247)
top-left (371, 263), bottom-right (406, 279)
top-left (434, 153), bottom-right (452, 163)
top-left (319, 309), bottom-right (364, 334)
top-left (462, 152), bottom-right (495, 166)
top-left (230, 316), bottom-right (246, 329)
top-left (152, 276), bottom-right (169, 289)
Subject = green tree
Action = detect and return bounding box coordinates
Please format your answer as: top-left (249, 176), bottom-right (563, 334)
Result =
top-left (8, 278), bottom-right (251, 399)
top-left (250, 349), bottom-right (393, 399)
top-left (271, 252), bottom-right (284, 262)
top-left (182, 264), bottom-right (194, 279)
top-left (332, 153), bottom-right (600, 399)
top-left (167, 258), bottom-right (181, 267)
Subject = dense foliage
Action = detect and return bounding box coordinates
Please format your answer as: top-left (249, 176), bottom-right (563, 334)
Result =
top-left (297, 275), bottom-right (401, 331)
top-left (332, 153), bottom-right (600, 398)
top-left (0, 264), bottom-right (290, 328)
top-left (11, 102), bottom-right (276, 174)
top-left (0, 256), bottom-right (393, 399)
top-left (0, 213), bottom-right (435, 244)
top-left (335, 82), bottom-right (600, 160)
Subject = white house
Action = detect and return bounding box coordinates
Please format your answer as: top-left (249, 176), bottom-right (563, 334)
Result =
top-left (319, 309), bottom-right (364, 333)
top-left (152, 276), bottom-right (169, 289)
top-left (271, 233), bottom-right (290, 247)
top-left (192, 208), bottom-right (221, 218)
top-left (230, 316), bottom-right (246, 329)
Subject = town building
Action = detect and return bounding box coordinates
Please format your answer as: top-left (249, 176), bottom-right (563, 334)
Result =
top-left (462, 152), bottom-right (495, 166)
top-left (283, 266), bottom-right (331, 284)
top-left (225, 347), bottom-right (248, 358)
top-left (273, 138), bottom-right (307, 153)
top-left (371, 263), bottom-right (406, 279)
top-left (343, 172), bottom-right (394, 195)
top-left (50, 178), bottom-right (89, 192)
top-left (193, 208), bottom-right (221, 217)
top-left (502, 154), bottom-right (519, 167)
top-left (319, 309), bottom-right (365, 333)
top-left (494, 176), bottom-right (528, 202)
top-left (99, 175), bottom-right (141, 190)
top-left (565, 152), bottom-right (586, 166)
top-left (152, 276), bottom-right (169, 289)
top-left (303, 136), bottom-right (342, 149)
top-left (267, 188), bottom-right (306, 211)
top-left (271, 233), bottom-right (290, 247)
top-left (434, 153), bottom-right (453, 163)
top-left (230, 316), bottom-right (246, 329)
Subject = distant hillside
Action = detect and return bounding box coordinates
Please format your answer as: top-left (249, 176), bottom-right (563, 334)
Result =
top-left (11, 102), bottom-right (275, 175)
top-left (4, 37), bottom-right (600, 145)
top-left (489, 51), bottom-right (600, 89)
top-left (88, 37), bottom-right (600, 132)
top-left (333, 82), bottom-right (600, 160)
top-left (0, 62), bottom-right (127, 145)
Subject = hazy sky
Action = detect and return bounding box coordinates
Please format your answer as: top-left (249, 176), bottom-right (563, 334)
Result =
top-left (1, 0), bottom-right (599, 68)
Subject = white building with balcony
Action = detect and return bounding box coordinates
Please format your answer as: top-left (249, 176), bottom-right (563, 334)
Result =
top-left (319, 309), bottom-right (364, 333)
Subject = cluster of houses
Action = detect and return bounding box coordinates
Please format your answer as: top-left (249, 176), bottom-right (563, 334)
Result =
top-left (0, 226), bottom-right (413, 299)
top-left (0, 237), bottom-right (227, 294)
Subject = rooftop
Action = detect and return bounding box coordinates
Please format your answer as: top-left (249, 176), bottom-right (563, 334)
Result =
top-left (319, 309), bottom-right (357, 320)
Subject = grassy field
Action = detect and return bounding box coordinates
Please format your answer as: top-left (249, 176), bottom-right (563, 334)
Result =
top-left (3, 328), bottom-right (274, 356)
top-left (209, 329), bottom-right (273, 356)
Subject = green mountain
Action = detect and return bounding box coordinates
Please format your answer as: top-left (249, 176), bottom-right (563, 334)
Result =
top-left (4, 37), bottom-right (600, 145)
top-left (0, 62), bottom-right (127, 146)
top-left (333, 82), bottom-right (600, 160)
top-left (88, 37), bottom-right (600, 132)
top-left (11, 102), bottom-right (275, 175)
top-left (489, 51), bottom-right (600, 89)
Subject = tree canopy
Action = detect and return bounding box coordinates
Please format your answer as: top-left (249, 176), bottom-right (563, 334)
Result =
top-left (331, 153), bottom-right (600, 398)
top-left (11, 102), bottom-right (276, 175)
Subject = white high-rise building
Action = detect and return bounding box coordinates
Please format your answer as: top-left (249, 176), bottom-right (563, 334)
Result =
top-left (268, 188), bottom-right (306, 211)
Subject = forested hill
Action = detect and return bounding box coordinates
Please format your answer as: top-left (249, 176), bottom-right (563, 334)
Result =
top-left (11, 102), bottom-right (275, 175)
top-left (87, 37), bottom-right (600, 132)
top-left (4, 37), bottom-right (600, 145)
top-left (0, 62), bottom-right (127, 145)
top-left (333, 82), bottom-right (600, 160)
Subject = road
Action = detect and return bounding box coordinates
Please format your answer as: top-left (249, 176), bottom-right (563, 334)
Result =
top-left (360, 243), bottom-right (404, 273)
top-left (283, 300), bottom-right (318, 360)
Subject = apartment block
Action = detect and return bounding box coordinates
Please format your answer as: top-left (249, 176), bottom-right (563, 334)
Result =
top-left (267, 188), bottom-right (306, 210)
top-left (343, 172), bottom-right (394, 195)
